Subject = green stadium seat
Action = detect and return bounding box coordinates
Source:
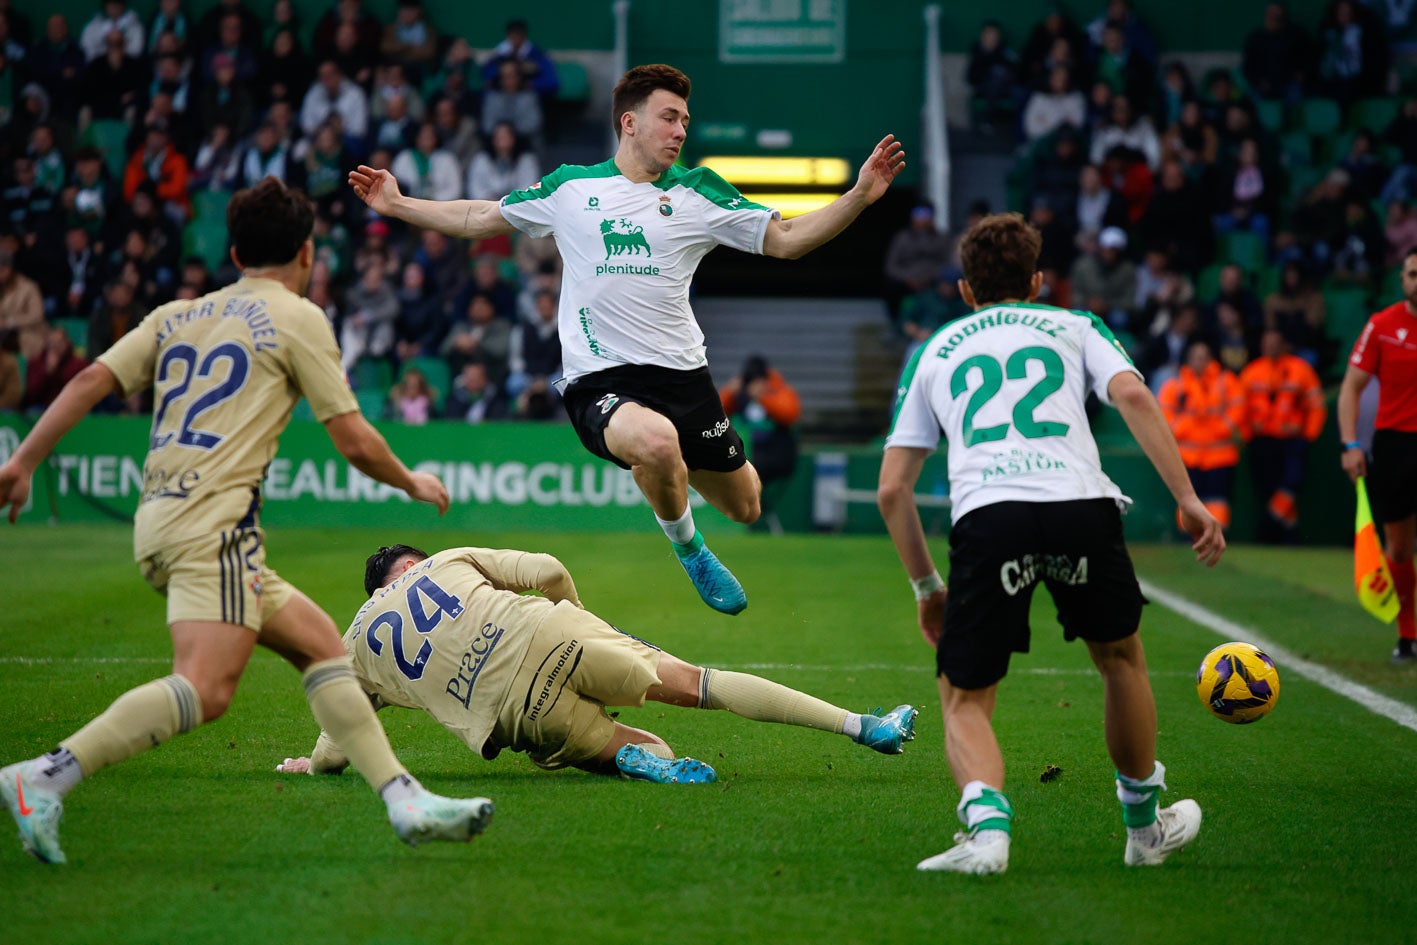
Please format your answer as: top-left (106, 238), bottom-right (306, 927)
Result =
top-left (1286, 164), bottom-right (1325, 201)
top-left (53, 317), bottom-right (88, 355)
top-left (1256, 264), bottom-right (1282, 298)
top-left (497, 258), bottom-right (521, 283)
top-left (182, 216), bottom-right (229, 272)
top-left (1323, 286), bottom-right (1372, 355)
top-left (1298, 98), bottom-right (1341, 136)
top-left (1195, 263), bottom-right (1225, 300)
top-left (1350, 97), bottom-right (1402, 133)
top-left (356, 389), bottom-right (388, 419)
top-left (1255, 99), bottom-right (1287, 133)
top-left (1217, 231), bottom-right (1266, 271)
top-left (191, 189), bottom-right (231, 226)
top-left (555, 59), bottom-right (589, 102)
top-left (81, 119), bottom-right (130, 182)
top-left (401, 356), bottom-right (450, 410)
top-left (1278, 130), bottom-right (1314, 168)
top-left (1379, 265), bottom-right (1402, 301)
top-left (350, 357), bottom-right (393, 393)
top-left (1321, 129), bottom-right (1355, 165)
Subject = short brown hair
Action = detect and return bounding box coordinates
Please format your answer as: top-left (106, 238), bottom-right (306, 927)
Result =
top-left (957, 212), bottom-right (1042, 305)
top-left (611, 64), bottom-right (690, 140)
top-left (227, 176), bottom-right (314, 268)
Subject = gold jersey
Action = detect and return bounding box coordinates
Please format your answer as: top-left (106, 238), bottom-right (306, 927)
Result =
top-left (97, 276), bottom-right (357, 559)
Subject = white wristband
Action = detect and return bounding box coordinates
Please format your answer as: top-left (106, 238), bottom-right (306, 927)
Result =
top-left (910, 571), bottom-right (945, 601)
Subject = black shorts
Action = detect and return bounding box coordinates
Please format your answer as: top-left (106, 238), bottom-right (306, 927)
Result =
top-left (1370, 429), bottom-right (1417, 523)
top-left (939, 499), bottom-right (1146, 690)
top-left (562, 364), bottom-right (747, 473)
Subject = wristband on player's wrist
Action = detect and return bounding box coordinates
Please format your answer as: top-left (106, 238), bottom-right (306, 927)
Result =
top-left (910, 571), bottom-right (945, 601)
top-left (1342, 440), bottom-right (1363, 451)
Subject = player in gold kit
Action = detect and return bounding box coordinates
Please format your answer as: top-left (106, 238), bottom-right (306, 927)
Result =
top-left (0, 178), bottom-right (493, 864)
top-left (275, 544), bottom-right (920, 784)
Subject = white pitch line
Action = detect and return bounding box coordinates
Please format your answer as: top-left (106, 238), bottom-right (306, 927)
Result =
top-left (1140, 578), bottom-right (1417, 734)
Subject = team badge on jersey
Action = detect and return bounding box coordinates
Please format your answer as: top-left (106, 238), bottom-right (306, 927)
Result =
top-left (658, 195), bottom-right (673, 217)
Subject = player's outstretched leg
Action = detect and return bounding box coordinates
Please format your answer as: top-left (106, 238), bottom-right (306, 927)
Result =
top-left (673, 533), bottom-right (747, 615)
top-left (615, 744), bottom-right (717, 784)
top-left (0, 760), bottom-right (66, 864)
top-left (852, 704), bottom-right (919, 754)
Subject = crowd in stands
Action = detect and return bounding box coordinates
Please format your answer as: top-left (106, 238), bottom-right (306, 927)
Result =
top-left (0, 0), bottom-right (568, 424)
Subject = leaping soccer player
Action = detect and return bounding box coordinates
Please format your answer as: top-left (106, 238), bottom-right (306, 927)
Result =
top-left (275, 543), bottom-right (919, 782)
top-left (348, 63), bottom-right (905, 616)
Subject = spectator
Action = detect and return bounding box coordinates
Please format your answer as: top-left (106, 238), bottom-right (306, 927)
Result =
top-left (480, 19), bottom-right (559, 98)
top-left (21, 325), bottom-right (86, 410)
top-left (1021, 6), bottom-right (1089, 90)
top-left (1029, 197), bottom-right (1075, 273)
top-left (381, 0), bottom-right (439, 82)
top-left (1155, 61), bottom-right (1195, 128)
top-left (883, 203), bottom-right (952, 323)
top-left (300, 61), bottom-right (368, 153)
top-left (462, 254), bottom-right (517, 320)
top-left (1075, 163), bottom-right (1124, 238)
top-left (1262, 261), bottom-right (1327, 365)
top-left (441, 291), bottom-right (511, 381)
top-left (354, 219), bottom-right (400, 280)
top-left (391, 121), bottom-right (462, 201)
top-left (312, 0), bottom-right (381, 69)
top-left (1380, 99), bottom-right (1417, 205)
top-left (481, 59), bottom-right (542, 142)
top-left (443, 359), bottom-right (505, 423)
top-left (901, 267), bottom-right (969, 361)
top-left (199, 53), bottom-right (255, 139)
top-left (86, 278), bottom-right (146, 360)
top-left (28, 125), bottom-right (65, 197)
top-left (0, 249), bottom-right (45, 359)
top-left (3, 157), bottom-right (62, 259)
top-left (0, 328), bottom-right (18, 409)
top-left (1087, 0), bottom-right (1157, 66)
top-left (429, 39), bottom-right (479, 116)
top-left (1092, 22), bottom-right (1154, 111)
top-left (1158, 340), bottom-right (1246, 530)
top-left (340, 262), bottom-right (399, 374)
top-left (370, 91), bottom-right (416, 154)
top-left (1209, 301), bottom-right (1255, 373)
top-left (197, 11), bottom-right (258, 86)
top-left (1239, 328), bottom-right (1326, 543)
top-left (259, 28), bottom-right (312, 108)
top-left (147, 53), bottom-right (192, 122)
top-left (262, 0), bottom-right (300, 46)
top-left (431, 97), bottom-right (479, 172)
top-left (235, 122), bottom-right (296, 191)
top-left (80, 0), bottom-right (143, 61)
top-left (1243, 2), bottom-right (1313, 101)
top-left (189, 123), bottom-right (240, 192)
top-left (1213, 137), bottom-right (1273, 245)
top-left (1338, 129), bottom-right (1388, 202)
top-left (1330, 198), bottom-right (1384, 283)
top-left (514, 233), bottom-right (561, 285)
top-left (65, 147), bottom-right (115, 247)
top-left (1136, 299), bottom-right (1200, 392)
top-left (467, 121), bottom-right (540, 202)
top-left (118, 186), bottom-right (183, 290)
top-left (1209, 263), bottom-right (1264, 332)
top-left (79, 29), bottom-right (145, 125)
top-left (310, 212), bottom-right (352, 283)
top-left (192, 0), bottom-right (260, 64)
top-left (1200, 68), bottom-right (1245, 130)
top-left (1384, 200), bottom-right (1417, 267)
top-left (370, 62), bottom-right (426, 124)
top-left (30, 15), bottom-right (86, 124)
top-left (719, 354), bottom-right (801, 523)
top-left (55, 226), bottom-right (102, 320)
top-left (329, 19), bottom-right (376, 88)
top-left (965, 20), bottom-right (1021, 135)
top-left (1030, 127), bottom-right (1087, 215)
top-left (505, 288), bottom-right (562, 400)
top-left (411, 229), bottom-right (467, 307)
top-left (1070, 225), bottom-right (1137, 330)
top-left (1291, 168), bottom-right (1350, 270)
top-left (1022, 66), bottom-right (1086, 142)
top-left (1090, 94), bottom-right (1160, 170)
top-left (1317, 0), bottom-right (1389, 105)
top-left (122, 123), bottom-right (190, 222)
top-left (1161, 100), bottom-right (1219, 178)
top-left (387, 365), bottom-right (436, 425)
top-left (1134, 248), bottom-right (1191, 329)
top-left (146, 0), bottom-right (190, 54)
top-left (393, 260), bottom-right (445, 360)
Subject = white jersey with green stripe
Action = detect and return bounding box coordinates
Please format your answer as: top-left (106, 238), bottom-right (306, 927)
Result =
top-left (499, 158), bottom-right (779, 387)
top-left (885, 302), bottom-right (1142, 524)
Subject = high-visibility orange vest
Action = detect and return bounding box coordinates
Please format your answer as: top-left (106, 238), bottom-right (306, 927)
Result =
top-left (1238, 354), bottom-right (1326, 441)
top-left (1158, 361), bottom-right (1246, 470)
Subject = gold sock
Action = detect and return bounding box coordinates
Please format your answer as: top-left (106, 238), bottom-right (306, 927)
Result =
top-left (699, 669), bottom-right (849, 734)
top-left (303, 657), bottom-right (406, 792)
top-left (62, 674), bottom-right (201, 776)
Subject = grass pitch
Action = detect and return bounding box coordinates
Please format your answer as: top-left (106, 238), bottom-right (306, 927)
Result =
top-left (2, 525), bottom-right (1415, 945)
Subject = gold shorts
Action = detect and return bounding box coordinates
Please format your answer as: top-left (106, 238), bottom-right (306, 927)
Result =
top-left (493, 601), bottom-right (662, 770)
top-left (139, 527), bottom-right (294, 632)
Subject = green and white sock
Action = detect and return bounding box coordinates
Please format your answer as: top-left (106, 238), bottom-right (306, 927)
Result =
top-left (656, 506), bottom-right (696, 545)
top-left (1116, 760), bottom-right (1167, 829)
top-left (958, 780), bottom-right (1013, 836)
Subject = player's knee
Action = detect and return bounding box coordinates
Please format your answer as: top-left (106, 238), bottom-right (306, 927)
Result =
top-left (195, 677), bottom-right (240, 722)
top-left (1387, 542), bottom-right (1415, 564)
top-left (636, 429), bottom-right (685, 474)
top-left (722, 491), bottom-right (760, 524)
top-left (1087, 634), bottom-right (1144, 673)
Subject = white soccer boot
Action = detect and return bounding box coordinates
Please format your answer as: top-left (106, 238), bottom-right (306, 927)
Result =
top-left (0, 760), bottom-right (67, 864)
top-left (388, 790), bottom-right (495, 847)
top-left (1124, 799), bottom-right (1202, 866)
top-left (916, 829), bottom-right (1010, 874)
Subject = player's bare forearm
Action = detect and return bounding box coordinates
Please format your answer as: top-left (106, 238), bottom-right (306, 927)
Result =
top-left (390, 193), bottom-right (515, 240)
top-left (878, 447), bottom-right (937, 579)
top-left (1109, 373), bottom-right (1198, 505)
top-left (1336, 365), bottom-right (1371, 443)
top-left (10, 362), bottom-right (118, 471)
top-left (324, 412), bottom-right (416, 492)
top-left (761, 191), bottom-right (870, 260)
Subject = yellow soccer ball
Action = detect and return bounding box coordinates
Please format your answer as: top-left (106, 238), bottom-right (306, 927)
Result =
top-left (1196, 642), bottom-right (1280, 724)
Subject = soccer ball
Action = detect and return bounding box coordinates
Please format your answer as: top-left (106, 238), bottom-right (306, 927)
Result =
top-left (1196, 642), bottom-right (1280, 724)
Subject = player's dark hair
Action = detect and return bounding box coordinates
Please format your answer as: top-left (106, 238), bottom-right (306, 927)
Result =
top-left (1403, 245), bottom-right (1417, 267)
top-left (611, 64), bottom-right (691, 140)
top-left (227, 176), bottom-right (315, 268)
top-left (364, 544), bottom-right (430, 596)
top-left (958, 212), bottom-right (1042, 306)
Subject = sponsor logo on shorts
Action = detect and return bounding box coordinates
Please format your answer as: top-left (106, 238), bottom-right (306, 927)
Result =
top-left (728, 445), bottom-right (737, 457)
top-left (526, 639), bottom-right (580, 721)
top-left (597, 393), bottom-right (620, 415)
top-left (999, 554), bottom-right (1088, 596)
top-left (701, 418), bottom-right (731, 439)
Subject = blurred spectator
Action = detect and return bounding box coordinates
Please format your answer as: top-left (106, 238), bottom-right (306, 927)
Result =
top-left (119, 186), bottom-right (183, 289)
top-left (480, 19), bottom-right (559, 98)
top-left (1022, 66), bottom-right (1085, 142)
top-left (1156, 61), bottom-right (1195, 128)
top-left (198, 11), bottom-right (258, 86)
top-left (1201, 68), bottom-right (1245, 130)
top-left (391, 121), bottom-right (461, 201)
top-left (311, 212), bottom-right (352, 282)
top-left (1317, 0), bottom-right (1389, 105)
top-left (1262, 261), bottom-right (1326, 365)
top-left (259, 28), bottom-right (312, 108)
top-left (329, 19), bottom-right (376, 88)
top-left (514, 233), bottom-right (561, 284)
top-left (86, 278), bottom-right (146, 359)
top-left (1021, 6), bottom-right (1089, 90)
top-left (1092, 21), bottom-right (1153, 111)
top-left (1030, 127), bottom-right (1086, 214)
top-left (80, 29), bottom-right (146, 124)
top-left (0, 248), bottom-right (45, 359)
top-left (1135, 248), bottom-right (1194, 334)
top-left (1384, 200), bottom-right (1417, 266)
top-left (199, 53), bottom-right (255, 138)
top-left (148, 53), bottom-right (192, 121)
top-left (1239, 328), bottom-right (1326, 543)
top-left (1161, 100), bottom-right (1219, 177)
top-left (482, 59), bottom-right (542, 142)
top-left (193, 0), bottom-right (261, 64)
top-left (354, 218), bottom-right (401, 280)
top-left (1380, 100), bottom-right (1417, 204)
top-left (30, 15), bottom-right (86, 124)
top-left (22, 325), bottom-right (86, 410)
top-left (1158, 340), bottom-right (1246, 530)
top-left (300, 122), bottom-right (355, 220)
top-left (429, 39), bottom-right (479, 116)
top-left (301, 61), bottom-right (369, 153)
top-left (1330, 198), bottom-right (1384, 283)
top-left (381, 0), bottom-right (439, 82)
top-left (371, 62), bottom-right (426, 124)
top-left (1209, 263), bottom-right (1264, 331)
top-left (1136, 299), bottom-right (1200, 392)
top-left (1069, 225), bottom-right (1137, 329)
top-left (1090, 94), bottom-right (1160, 170)
top-left (719, 354), bottom-right (800, 523)
top-left (146, 0), bottom-right (190, 54)
top-left (80, 0), bottom-right (144, 61)
top-left (883, 203), bottom-right (951, 322)
top-left (1338, 129), bottom-right (1388, 201)
top-left (313, 0), bottom-right (382, 69)
top-left (461, 254), bottom-right (517, 319)
top-left (412, 229), bottom-right (467, 305)
top-left (1074, 162), bottom-right (1124, 238)
top-left (1087, 0), bottom-right (1157, 66)
top-left (66, 147), bottom-right (115, 246)
top-left (444, 360), bottom-right (505, 423)
top-left (341, 262), bottom-right (398, 374)
top-left (441, 291), bottom-right (510, 381)
top-left (1029, 197), bottom-right (1075, 273)
top-left (0, 328), bottom-right (18, 410)
top-left (901, 267), bottom-right (968, 360)
top-left (1243, 2), bottom-right (1312, 101)
top-left (1213, 137), bottom-right (1273, 245)
top-left (1291, 168), bottom-right (1350, 270)
top-left (56, 225), bottom-right (102, 319)
top-left (965, 20), bottom-right (1021, 135)
top-left (3, 157), bottom-right (62, 258)
top-left (235, 122), bottom-right (297, 191)
top-left (467, 121), bottom-right (540, 201)
top-left (387, 365), bottom-right (436, 425)
top-left (28, 126), bottom-right (65, 196)
top-left (1209, 301), bottom-right (1255, 372)
top-left (431, 97), bottom-right (479, 171)
top-left (505, 288), bottom-right (562, 400)
top-left (122, 123), bottom-right (190, 222)
top-left (370, 91), bottom-right (416, 153)
top-left (393, 260), bottom-right (445, 360)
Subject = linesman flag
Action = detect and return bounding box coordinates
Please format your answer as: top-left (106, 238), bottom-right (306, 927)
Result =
top-left (1355, 477), bottom-right (1400, 623)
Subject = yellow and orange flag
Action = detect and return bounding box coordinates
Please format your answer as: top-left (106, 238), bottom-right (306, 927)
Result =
top-left (1355, 477), bottom-right (1400, 623)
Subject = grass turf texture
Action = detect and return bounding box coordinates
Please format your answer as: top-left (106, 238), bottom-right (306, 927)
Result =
top-left (2, 526), bottom-right (1416, 944)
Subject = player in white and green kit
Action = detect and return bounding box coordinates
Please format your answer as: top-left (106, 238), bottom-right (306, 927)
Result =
top-left (877, 213), bottom-right (1227, 874)
top-left (349, 64), bottom-right (905, 616)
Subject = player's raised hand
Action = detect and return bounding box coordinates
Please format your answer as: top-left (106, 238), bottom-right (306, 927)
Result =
top-left (406, 470), bottom-right (451, 515)
top-left (1178, 496), bottom-right (1226, 567)
top-left (853, 134), bottom-right (906, 205)
top-left (348, 165), bottom-right (402, 217)
top-left (0, 460), bottom-right (31, 524)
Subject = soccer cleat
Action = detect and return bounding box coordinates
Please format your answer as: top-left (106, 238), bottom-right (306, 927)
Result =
top-left (916, 830), bottom-right (1010, 874)
top-left (0, 761), bottom-right (66, 864)
top-left (1393, 639), bottom-right (1417, 664)
top-left (615, 744), bottom-right (717, 784)
top-left (673, 533), bottom-right (747, 615)
top-left (855, 704), bottom-right (919, 754)
top-left (389, 790), bottom-right (495, 847)
top-left (1124, 799), bottom-right (1203, 866)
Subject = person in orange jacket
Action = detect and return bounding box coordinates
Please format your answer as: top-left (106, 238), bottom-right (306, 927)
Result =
top-left (1158, 340), bottom-right (1247, 529)
top-left (1239, 329), bottom-right (1326, 543)
top-left (122, 123), bottom-right (191, 223)
top-left (720, 355), bottom-right (801, 525)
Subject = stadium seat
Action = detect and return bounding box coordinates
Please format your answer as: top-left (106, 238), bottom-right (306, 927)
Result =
top-left (191, 189), bottom-right (232, 226)
top-left (182, 216), bottom-right (229, 272)
top-left (356, 389), bottom-right (387, 419)
top-left (1217, 231), bottom-right (1266, 271)
top-left (1350, 97), bottom-right (1401, 134)
top-left (350, 357), bottom-right (393, 393)
top-left (53, 317), bottom-right (88, 355)
top-left (1254, 99), bottom-right (1287, 133)
top-left (1298, 98), bottom-right (1341, 137)
top-left (1195, 263), bottom-right (1225, 300)
top-left (1278, 130), bottom-right (1314, 168)
top-left (1256, 264), bottom-right (1282, 298)
top-left (555, 59), bottom-right (590, 103)
top-left (1323, 286), bottom-right (1372, 355)
top-left (402, 357), bottom-right (450, 410)
top-left (81, 119), bottom-right (130, 182)
top-left (497, 258), bottom-right (521, 283)
top-left (1285, 165), bottom-right (1324, 202)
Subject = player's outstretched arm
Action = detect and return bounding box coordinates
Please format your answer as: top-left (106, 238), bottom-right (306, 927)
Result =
top-left (0, 362), bottom-right (119, 523)
top-left (1336, 364), bottom-right (1372, 482)
top-left (348, 165), bottom-right (516, 240)
top-left (878, 445), bottom-right (947, 646)
top-left (324, 411), bottom-right (450, 515)
top-left (761, 134), bottom-right (905, 260)
top-left (1108, 371), bottom-right (1226, 567)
